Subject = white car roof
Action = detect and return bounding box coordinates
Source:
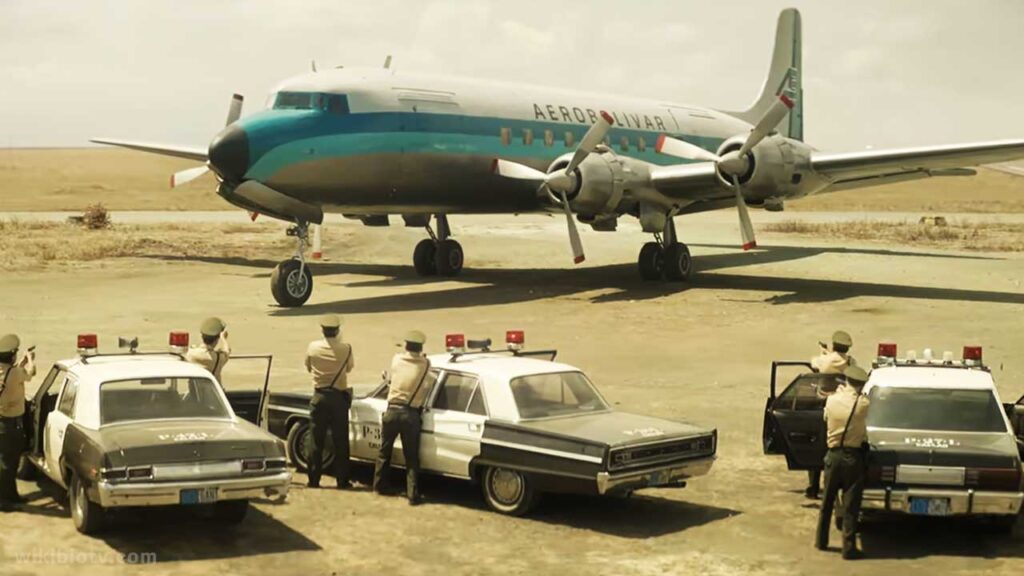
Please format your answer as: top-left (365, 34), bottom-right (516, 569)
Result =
top-left (427, 352), bottom-right (580, 380)
top-left (59, 355), bottom-right (215, 385)
top-left (867, 365), bottom-right (996, 392)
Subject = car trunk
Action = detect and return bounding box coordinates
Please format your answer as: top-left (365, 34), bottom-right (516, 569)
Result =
top-left (99, 419), bottom-right (274, 469)
top-left (868, 428), bottom-right (1021, 490)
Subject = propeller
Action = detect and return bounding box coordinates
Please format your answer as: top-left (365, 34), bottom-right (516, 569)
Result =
top-left (170, 94), bottom-right (244, 188)
top-left (656, 93), bottom-right (795, 250)
top-left (492, 111), bottom-right (614, 264)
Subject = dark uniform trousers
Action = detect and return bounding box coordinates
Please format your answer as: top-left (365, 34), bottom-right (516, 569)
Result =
top-left (816, 447), bottom-right (866, 553)
top-left (373, 404), bottom-right (421, 500)
top-left (308, 388), bottom-right (352, 486)
top-left (0, 416), bottom-right (25, 504)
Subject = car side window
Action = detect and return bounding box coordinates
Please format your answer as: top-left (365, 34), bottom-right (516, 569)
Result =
top-left (33, 366), bottom-right (62, 402)
top-left (57, 376), bottom-right (79, 417)
top-left (373, 368), bottom-right (440, 401)
top-left (777, 374), bottom-right (829, 411)
top-left (466, 386), bottom-right (487, 416)
top-left (433, 373), bottom-right (479, 412)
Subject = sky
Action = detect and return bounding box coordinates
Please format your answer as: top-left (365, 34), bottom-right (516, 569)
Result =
top-left (1, 0), bottom-right (1022, 151)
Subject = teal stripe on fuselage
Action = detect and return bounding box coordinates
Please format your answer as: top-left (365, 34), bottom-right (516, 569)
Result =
top-left (240, 109), bottom-right (724, 182)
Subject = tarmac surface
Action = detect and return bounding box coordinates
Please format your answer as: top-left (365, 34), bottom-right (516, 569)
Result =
top-left (1, 212), bottom-right (1023, 575)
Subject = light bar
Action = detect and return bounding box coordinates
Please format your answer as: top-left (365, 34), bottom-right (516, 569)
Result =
top-left (877, 342), bottom-right (897, 360)
top-left (506, 330), bottom-right (525, 351)
top-left (77, 333), bottom-right (99, 356)
top-left (169, 331), bottom-right (190, 354)
top-left (446, 333), bottom-right (466, 352)
top-left (963, 345), bottom-right (983, 366)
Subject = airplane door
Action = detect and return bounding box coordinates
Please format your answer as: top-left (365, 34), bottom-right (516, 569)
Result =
top-left (44, 375), bottom-right (78, 487)
top-left (764, 366), bottom-right (836, 470)
top-left (420, 372), bottom-right (486, 477)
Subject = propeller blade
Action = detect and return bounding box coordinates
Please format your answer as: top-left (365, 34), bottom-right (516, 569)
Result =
top-left (225, 93), bottom-right (244, 126)
top-left (170, 165), bottom-right (209, 188)
top-left (739, 93), bottom-right (794, 156)
top-left (492, 158), bottom-right (547, 180)
top-left (565, 111), bottom-right (614, 173)
top-left (655, 134), bottom-right (722, 162)
top-left (558, 190), bottom-right (585, 264)
top-left (731, 174), bottom-right (757, 250)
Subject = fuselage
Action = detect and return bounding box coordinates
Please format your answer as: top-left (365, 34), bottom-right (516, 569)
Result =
top-left (217, 67), bottom-right (753, 215)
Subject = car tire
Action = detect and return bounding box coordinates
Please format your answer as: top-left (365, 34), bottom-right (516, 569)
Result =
top-left (413, 239), bottom-right (437, 276)
top-left (663, 243), bottom-right (692, 281)
top-left (16, 454), bottom-right (39, 481)
top-left (212, 500), bottom-right (249, 524)
top-left (69, 472), bottom-right (105, 535)
top-left (638, 242), bottom-right (665, 281)
top-left (481, 466), bottom-right (539, 516)
top-left (286, 419), bottom-right (334, 473)
top-left (270, 259), bottom-right (313, 308)
top-left (434, 239), bottom-right (464, 277)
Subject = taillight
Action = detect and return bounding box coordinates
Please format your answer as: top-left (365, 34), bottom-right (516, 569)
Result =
top-left (265, 459), bottom-right (287, 470)
top-left (127, 466), bottom-right (153, 480)
top-left (866, 465), bottom-right (896, 484)
top-left (966, 467), bottom-right (1021, 491)
top-left (101, 468), bottom-right (127, 481)
top-left (242, 459), bottom-right (266, 472)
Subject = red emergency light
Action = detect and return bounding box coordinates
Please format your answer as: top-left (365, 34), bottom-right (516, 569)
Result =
top-left (963, 345), bottom-right (983, 366)
top-left (77, 333), bottom-right (99, 356)
top-left (877, 342), bottom-right (897, 359)
top-left (506, 330), bottom-right (525, 351)
top-left (169, 331), bottom-right (190, 352)
top-left (446, 333), bottom-right (466, 351)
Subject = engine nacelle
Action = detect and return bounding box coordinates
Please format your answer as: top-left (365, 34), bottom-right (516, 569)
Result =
top-left (714, 135), bottom-right (814, 203)
top-left (545, 149), bottom-right (647, 216)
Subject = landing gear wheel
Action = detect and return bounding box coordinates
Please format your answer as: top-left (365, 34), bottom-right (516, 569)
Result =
top-left (663, 243), bottom-right (693, 281)
top-left (70, 472), bottom-right (106, 535)
top-left (413, 239), bottom-right (438, 276)
top-left (481, 466), bottom-right (539, 516)
top-left (638, 242), bottom-right (665, 281)
top-left (212, 500), bottom-right (249, 524)
top-left (271, 259), bottom-right (313, 307)
top-left (286, 419), bottom-right (334, 473)
top-left (435, 239), bottom-right (464, 277)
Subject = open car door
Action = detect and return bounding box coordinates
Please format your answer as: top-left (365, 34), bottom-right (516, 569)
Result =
top-left (763, 362), bottom-right (840, 470)
top-left (221, 354), bottom-right (273, 428)
top-left (1006, 395), bottom-right (1024, 458)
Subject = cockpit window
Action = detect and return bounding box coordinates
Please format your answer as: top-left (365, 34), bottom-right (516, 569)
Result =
top-left (273, 92), bottom-right (349, 114)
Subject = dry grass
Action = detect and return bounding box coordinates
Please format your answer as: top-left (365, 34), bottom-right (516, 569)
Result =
top-left (0, 219), bottom-right (292, 269)
top-left (761, 219), bottom-right (1024, 252)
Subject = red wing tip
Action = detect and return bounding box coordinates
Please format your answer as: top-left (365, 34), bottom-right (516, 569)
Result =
top-left (779, 94), bottom-right (794, 108)
top-left (573, 255), bottom-right (586, 264)
top-left (655, 134), bottom-right (667, 153)
top-left (742, 241), bottom-right (757, 251)
top-left (599, 110), bottom-right (614, 125)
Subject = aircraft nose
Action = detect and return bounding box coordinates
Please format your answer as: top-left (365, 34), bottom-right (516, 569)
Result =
top-left (208, 125), bottom-right (249, 182)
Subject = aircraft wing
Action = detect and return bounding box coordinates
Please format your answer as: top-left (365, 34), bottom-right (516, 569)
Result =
top-left (810, 139), bottom-right (1024, 192)
top-left (90, 138), bottom-right (208, 162)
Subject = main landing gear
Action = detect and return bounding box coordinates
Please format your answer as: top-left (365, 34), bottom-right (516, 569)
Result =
top-left (271, 222), bottom-right (314, 307)
top-left (413, 214), bottom-right (464, 277)
top-left (638, 216), bottom-right (692, 282)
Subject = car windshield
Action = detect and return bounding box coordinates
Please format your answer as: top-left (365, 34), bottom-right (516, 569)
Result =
top-left (867, 387), bottom-right (1008, 433)
top-left (510, 371), bottom-right (608, 419)
top-left (100, 377), bottom-right (231, 425)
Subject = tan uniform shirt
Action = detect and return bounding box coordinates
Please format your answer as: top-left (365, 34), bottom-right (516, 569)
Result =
top-left (305, 338), bottom-right (354, 390)
top-left (0, 357), bottom-right (35, 418)
top-left (811, 350), bottom-right (856, 374)
top-left (824, 384), bottom-right (870, 449)
top-left (386, 352), bottom-right (431, 407)
top-left (186, 339), bottom-right (231, 381)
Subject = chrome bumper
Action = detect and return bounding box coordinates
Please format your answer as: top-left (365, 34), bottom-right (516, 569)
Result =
top-left (596, 456), bottom-right (715, 495)
top-left (95, 470), bottom-right (291, 508)
top-left (862, 487), bottom-right (1024, 516)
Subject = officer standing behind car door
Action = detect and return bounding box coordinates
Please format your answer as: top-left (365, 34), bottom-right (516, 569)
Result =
top-left (815, 365), bottom-right (871, 560)
top-left (305, 314), bottom-right (355, 489)
top-left (373, 331), bottom-right (430, 505)
top-left (0, 334), bottom-right (35, 513)
top-left (185, 317), bottom-right (231, 382)
top-left (805, 330), bottom-right (856, 499)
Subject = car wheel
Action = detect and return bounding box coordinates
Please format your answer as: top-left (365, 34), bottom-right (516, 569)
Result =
top-left (286, 419), bottom-right (334, 473)
top-left (481, 466), bottom-right (539, 516)
top-left (212, 500), bottom-right (249, 524)
top-left (69, 472), bottom-right (105, 535)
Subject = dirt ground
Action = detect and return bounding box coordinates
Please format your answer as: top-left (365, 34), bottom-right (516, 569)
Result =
top-left (1, 212), bottom-right (1024, 576)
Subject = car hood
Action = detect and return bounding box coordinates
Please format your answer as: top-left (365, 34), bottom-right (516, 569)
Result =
top-left (517, 411), bottom-right (713, 448)
top-left (869, 427), bottom-right (1019, 467)
top-left (95, 419), bottom-right (282, 467)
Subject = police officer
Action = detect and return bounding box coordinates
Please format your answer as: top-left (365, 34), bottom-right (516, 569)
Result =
top-left (805, 330), bottom-right (857, 498)
top-left (304, 314), bottom-right (355, 489)
top-left (0, 334), bottom-right (35, 512)
top-left (815, 365), bottom-right (871, 560)
top-left (373, 330), bottom-right (430, 505)
top-left (185, 317), bottom-right (231, 382)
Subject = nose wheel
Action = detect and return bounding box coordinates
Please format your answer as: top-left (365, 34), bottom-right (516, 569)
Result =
top-left (413, 215), bottom-right (464, 277)
top-left (271, 222), bottom-right (315, 307)
top-left (637, 216), bottom-right (692, 282)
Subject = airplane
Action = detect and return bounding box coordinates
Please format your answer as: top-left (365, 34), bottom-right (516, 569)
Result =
top-left (93, 8), bottom-right (1024, 307)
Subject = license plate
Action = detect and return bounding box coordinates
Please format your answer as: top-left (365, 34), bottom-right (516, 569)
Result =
top-left (180, 487), bottom-right (219, 505)
top-left (646, 470), bottom-right (672, 486)
top-left (909, 497), bottom-right (950, 516)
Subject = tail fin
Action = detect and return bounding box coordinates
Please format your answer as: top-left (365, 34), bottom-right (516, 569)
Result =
top-left (721, 8), bottom-right (803, 141)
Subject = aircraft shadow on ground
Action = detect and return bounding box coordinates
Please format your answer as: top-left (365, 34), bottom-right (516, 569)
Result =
top-left (858, 515), bottom-right (1024, 560)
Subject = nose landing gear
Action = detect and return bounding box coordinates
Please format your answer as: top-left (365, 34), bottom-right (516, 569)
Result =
top-left (413, 214), bottom-right (464, 277)
top-left (271, 222), bottom-right (315, 307)
top-left (638, 216), bottom-right (692, 282)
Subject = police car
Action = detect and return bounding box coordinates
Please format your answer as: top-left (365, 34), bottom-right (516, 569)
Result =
top-left (20, 333), bottom-right (290, 534)
top-left (764, 344), bottom-right (1024, 529)
top-left (266, 331), bottom-right (717, 515)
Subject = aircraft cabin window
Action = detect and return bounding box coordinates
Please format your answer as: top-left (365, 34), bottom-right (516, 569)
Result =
top-left (564, 131), bottom-right (575, 147)
top-left (522, 128), bottom-right (533, 146)
top-left (619, 136), bottom-right (629, 152)
top-left (544, 130), bottom-right (554, 147)
top-left (500, 127), bottom-right (511, 146)
top-left (637, 136), bottom-right (647, 152)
